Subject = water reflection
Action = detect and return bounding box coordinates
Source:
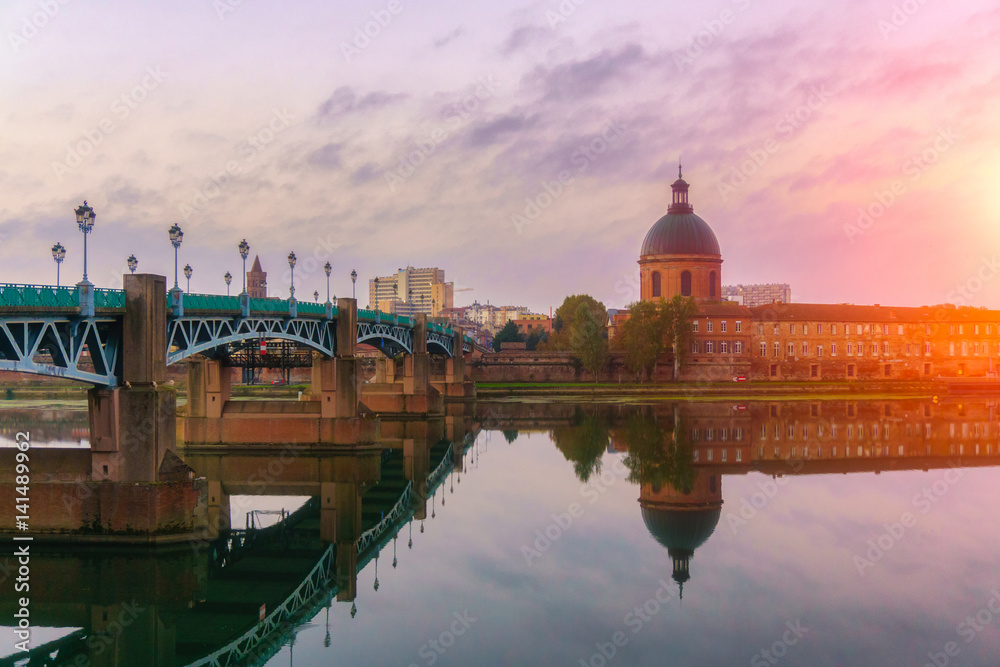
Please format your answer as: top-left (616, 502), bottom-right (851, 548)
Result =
top-left (3, 397), bottom-right (1000, 665)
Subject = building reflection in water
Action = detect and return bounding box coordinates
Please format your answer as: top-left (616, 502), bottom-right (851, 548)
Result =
top-left (543, 398), bottom-right (1000, 598)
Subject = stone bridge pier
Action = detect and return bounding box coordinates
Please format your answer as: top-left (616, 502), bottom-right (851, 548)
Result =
top-left (360, 314), bottom-right (444, 415)
top-left (431, 325), bottom-right (477, 400)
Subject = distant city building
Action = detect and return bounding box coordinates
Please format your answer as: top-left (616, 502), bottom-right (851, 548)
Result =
top-left (247, 255), bottom-right (267, 298)
top-left (722, 283), bottom-right (792, 307)
top-left (513, 314), bottom-right (552, 336)
top-left (368, 266), bottom-right (454, 316)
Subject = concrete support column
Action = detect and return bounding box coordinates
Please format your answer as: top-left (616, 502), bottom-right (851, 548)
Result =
top-left (404, 438), bottom-right (430, 520)
top-left (374, 356), bottom-right (396, 383)
top-left (321, 480), bottom-right (363, 602)
top-left (187, 357), bottom-right (231, 419)
top-left (446, 326), bottom-right (466, 383)
top-left (403, 353), bottom-right (429, 395)
top-left (207, 480), bottom-right (231, 538)
top-left (312, 354), bottom-right (358, 419)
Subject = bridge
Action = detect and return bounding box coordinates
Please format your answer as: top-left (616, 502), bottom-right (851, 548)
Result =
top-left (0, 280), bottom-right (475, 388)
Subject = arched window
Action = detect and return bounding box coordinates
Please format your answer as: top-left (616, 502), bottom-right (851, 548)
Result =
top-left (651, 271), bottom-right (661, 298)
top-left (681, 271), bottom-right (692, 297)
top-left (709, 271), bottom-right (716, 298)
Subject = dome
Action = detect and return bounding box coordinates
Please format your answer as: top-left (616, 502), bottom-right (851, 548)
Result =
top-left (640, 505), bottom-right (722, 555)
top-left (641, 212), bottom-right (721, 257)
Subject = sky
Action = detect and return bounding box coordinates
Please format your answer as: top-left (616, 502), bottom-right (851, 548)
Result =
top-left (2, 0), bottom-right (999, 314)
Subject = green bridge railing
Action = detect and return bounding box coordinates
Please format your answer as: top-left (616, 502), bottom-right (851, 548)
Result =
top-left (0, 284), bottom-right (125, 309)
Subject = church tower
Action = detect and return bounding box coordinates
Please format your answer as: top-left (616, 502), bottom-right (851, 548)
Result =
top-left (247, 255), bottom-right (267, 298)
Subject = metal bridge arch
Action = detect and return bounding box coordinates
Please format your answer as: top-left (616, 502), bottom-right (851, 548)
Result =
top-left (166, 316), bottom-right (337, 365)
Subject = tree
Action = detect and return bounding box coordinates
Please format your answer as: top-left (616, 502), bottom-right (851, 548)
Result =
top-left (618, 300), bottom-right (665, 381)
top-left (571, 302), bottom-right (609, 380)
top-left (525, 329), bottom-right (548, 351)
top-left (492, 320), bottom-right (524, 352)
top-left (548, 294), bottom-right (607, 350)
top-left (551, 412), bottom-right (610, 482)
top-left (659, 295), bottom-right (698, 379)
top-left (621, 409), bottom-right (696, 493)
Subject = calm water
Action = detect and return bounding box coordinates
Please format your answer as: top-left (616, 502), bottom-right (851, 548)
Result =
top-left (4, 397), bottom-right (1000, 666)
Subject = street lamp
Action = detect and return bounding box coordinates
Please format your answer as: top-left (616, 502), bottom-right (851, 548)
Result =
top-left (183, 264), bottom-right (193, 293)
top-left (51, 242), bottom-right (66, 287)
top-left (350, 269), bottom-right (357, 299)
top-left (314, 290), bottom-right (319, 302)
top-left (374, 277), bottom-right (380, 313)
top-left (224, 271), bottom-right (232, 296)
top-left (324, 261), bottom-right (332, 303)
top-left (238, 239), bottom-right (250, 294)
top-left (168, 224), bottom-right (184, 290)
top-left (74, 201), bottom-right (95, 283)
top-left (287, 251), bottom-right (297, 297)
top-left (127, 254), bottom-right (138, 275)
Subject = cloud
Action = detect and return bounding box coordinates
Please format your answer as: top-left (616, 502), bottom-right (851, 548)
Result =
top-left (523, 43), bottom-right (647, 101)
top-left (316, 87), bottom-right (409, 120)
top-left (500, 25), bottom-right (552, 56)
top-left (307, 143), bottom-right (343, 170)
top-left (433, 26), bottom-right (465, 49)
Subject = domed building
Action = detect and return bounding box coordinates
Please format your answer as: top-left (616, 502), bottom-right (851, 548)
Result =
top-left (640, 167), bottom-right (722, 303)
top-left (640, 471), bottom-right (723, 598)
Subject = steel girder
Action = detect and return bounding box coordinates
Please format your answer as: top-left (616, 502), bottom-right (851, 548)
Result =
top-left (166, 316), bottom-right (337, 365)
top-left (0, 316), bottom-right (122, 387)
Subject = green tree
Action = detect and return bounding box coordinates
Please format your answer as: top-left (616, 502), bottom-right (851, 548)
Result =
top-left (502, 429), bottom-right (519, 444)
top-left (548, 294), bottom-right (607, 350)
top-left (492, 320), bottom-right (524, 352)
top-left (621, 409), bottom-right (696, 493)
top-left (659, 295), bottom-right (698, 379)
top-left (618, 300), bottom-right (665, 381)
top-left (525, 329), bottom-right (548, 351)
top-left (572, 302), bottom-right (609, 380)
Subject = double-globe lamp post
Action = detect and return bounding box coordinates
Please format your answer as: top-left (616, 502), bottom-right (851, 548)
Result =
top-left (287, 251), bottom-right (297, 298)
top-left (239, 239), bottom-right (250, 294)
top-left (75, 201), bottom-right (95, 285)
top-left (324, 261), bottom-right (332, 304)
top-left (351, 269), bottom-right (357, 299)
top-left (224, 271), bottom-right (232, 296)
top-left (168, 224), bottom-right (184, 291)
top-left (51, 242), bottom-right (66, 287)
top-left (127, 254), bottom-right (138, 275)
top-left (184, 264), bottom-right (193, 293)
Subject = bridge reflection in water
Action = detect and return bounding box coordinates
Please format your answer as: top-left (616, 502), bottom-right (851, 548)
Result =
top-left (3, 396), bottom-right (1000, 665)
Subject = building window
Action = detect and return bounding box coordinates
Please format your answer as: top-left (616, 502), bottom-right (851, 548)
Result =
top-left (803, 324), bottom-right (809, 335)
top-left (706, 341), bottom-right (714, 353)
top-left (831, 342), bottom-right (837, 356)
top-left (760, 342), bottom-right (767, 356)
top-left (790, 324), bottom-right (796, 334)
top-left (709, 271), bottom-right (717, 298)
top-left (651, 271), bottom-right (661, 298)
top-left (774, 341), bottom-right (780, 356)
top-left (817, 345), bottom-right (824, 357)
top-left (721, 321), bottom-right (727, 333)
top-left (720, 341), bottom-right (729, 353)
top-left (690, 340), bottom-right (699, 353)
top-left (883, 341), bottom-right (889, 355)
top-left (811, 364), bottom-right (819, 378)
top-left (847, 342), bottom-right (854, 355)
top-left (883, 324), bottom-right (889, 334)
top-left (961, 341), bottom-right (967, 356)
top-left (884, 364), bottom-right (891, 377)
top-left (959, 324), bottom-right (964, 335)
top-left (707, 320), bottom-right (714, 332)
top-left (757, 324), bottom-right (764, 335)
top-left (831, 324), bottom-right (837, 335)
top-left (848, 364), bottom-right (856, 378)
top-left (787, 342), bottom-right (794, 356)
top-left (735, 341), bottom-right (743, 354)
top-left (925, 341), bottom-right (931, 355)
top-left (925, 324), bottom-right (931, 335)
top-left (924, 362), bottom-right (931, 375)
top-left (681, 271), bottom-right (692, 297)
top-left (857, 342), bottom-right (863, 357)
top-left (736, 321), bottom-right (742, 332)
top-left (898, 325), bottom-right (904, 335)
top-left (802, 342), bottom-right (808, 356)
top-left (857, 324), bottom-right (863, 335)
top-left (773, 324), bottom-right (779, 335)
top-left (693, 320), bottom-right (699, 332)
top-left (770, 364), bottom-right (778, 377)
top-left (817, 324), bottom-right (823, 335)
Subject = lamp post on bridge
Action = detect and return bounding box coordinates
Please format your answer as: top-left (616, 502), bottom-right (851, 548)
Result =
top-left (287, 251), bottom-right (297, 317)
top-left (51, 242), bottom-right (66, 287)
top-left (127, 254), bottom-right (138, 274)
top-left (74, 202), bottom-right (95, 316)
top-left (238, 239), bottom-right (250, 293)
top-left (374, 276), bottom-right (380, 315)
top-left (313, 290), bottom-right (319, 302)
top-left (324, 261), bottom-right (332, 302)
top-left (224, 271), bottom-right (232, 296)
top-left (168, 224), bottom-right (184, 315)
top-left (183, 264), bottom-right (193, 293)
top-left (393, 282), bottom-right (398, 313)
top-left (351, 269), bottom-right (357, 299)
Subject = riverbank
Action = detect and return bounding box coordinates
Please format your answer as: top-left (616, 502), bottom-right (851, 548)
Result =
top-left (476, 380), bottom-right (945, 400)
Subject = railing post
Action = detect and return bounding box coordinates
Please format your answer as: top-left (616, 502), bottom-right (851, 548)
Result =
top-left (288, 296), bottom-right (297, 318)
top-left (77, 281), bottom-right (94, 317)
top-left (169, 286), bottom-right (183, 317)
top-left (240, 292), bottom-right (250, 318)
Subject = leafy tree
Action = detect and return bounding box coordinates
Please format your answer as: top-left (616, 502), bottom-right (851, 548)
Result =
top-left (571, 302), bottom-right (609, 380)
top-left (525, 329), bottom-right (548, 351)
top-left (548, 295), bottom-right (607, 350)
top-left (659, 295), bottom-right (698, 379)
top-left (492, 320), bottom-right (524, 352)
top-left (618, 300), bottom-right (665, 381)
top-left (621, 410), bottom-right (695, 493)
top-left (502, 429), bottom-right (519, 444)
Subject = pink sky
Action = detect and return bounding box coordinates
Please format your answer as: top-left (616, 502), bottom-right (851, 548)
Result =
top-left (1, 0), bottom-right (999, 313)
